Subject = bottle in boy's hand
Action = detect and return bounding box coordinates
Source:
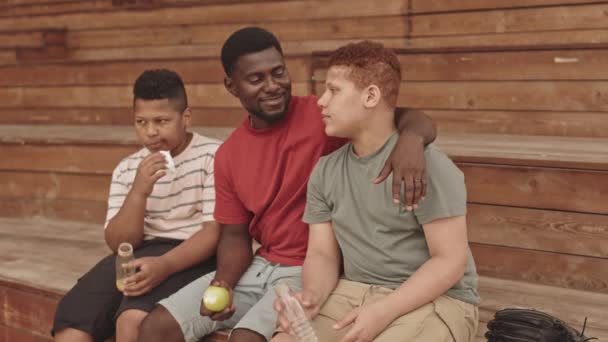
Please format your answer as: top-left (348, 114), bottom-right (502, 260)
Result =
top-left (275, 283), bottom-right (319, 342)
top-left (202, 285), bottom-right (230, 312)
top-left (115, 242), bottom-right (136, 292)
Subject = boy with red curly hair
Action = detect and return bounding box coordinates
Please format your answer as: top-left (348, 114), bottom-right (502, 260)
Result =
top-left (274, 41), bottom-right (480, 342)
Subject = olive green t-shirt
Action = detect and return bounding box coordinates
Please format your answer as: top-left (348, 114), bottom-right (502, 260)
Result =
top-left (303, 133), bottom-right (480, 305)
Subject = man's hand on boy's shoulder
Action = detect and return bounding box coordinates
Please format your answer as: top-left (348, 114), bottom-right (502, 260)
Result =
top-left (334, 301), bottom-right (394, 342)
top-left (131, 152), bottom-right (168, 198)
top-left (121, 256), bottom-right (172, 297)
top-left (374, 131), bottom-right (427, 211)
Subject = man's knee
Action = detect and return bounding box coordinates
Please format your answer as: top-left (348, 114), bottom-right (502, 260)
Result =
top-left (229, 328), bottom-right (266, 342)
top-left (138, 305), bottom-right (184, 342)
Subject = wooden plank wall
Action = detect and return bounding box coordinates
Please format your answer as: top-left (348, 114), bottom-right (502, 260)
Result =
top-left (0, 0), bottom-right (606, 292)
top-left (0, 0), bottom-right (410, 126)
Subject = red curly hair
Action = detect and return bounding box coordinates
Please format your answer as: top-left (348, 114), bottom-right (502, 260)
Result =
top-left (328, 40), bottom-right (401, 107)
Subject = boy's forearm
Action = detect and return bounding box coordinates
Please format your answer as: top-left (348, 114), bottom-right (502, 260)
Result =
top-left (105, 191), bottom-right (147, 251)
top-left (379, 256), bottom-right (466, 321)
top-left (302, 253), bottom-right (340, 303)
top-left (214, 224), bottom-right (253, 289)
top-left (160, 221), bottom-right (220, 275)
top-left (395, 108), bottom-right (437, 145)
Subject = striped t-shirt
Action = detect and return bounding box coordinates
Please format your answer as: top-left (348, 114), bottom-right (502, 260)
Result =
top-left (105, 132), bottom-right (220, 240)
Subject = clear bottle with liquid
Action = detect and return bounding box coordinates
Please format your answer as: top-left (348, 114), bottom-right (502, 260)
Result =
top-left (115, 242), bottom-right (136, 292)
top-left (275, 283), bottom-right (319, 342)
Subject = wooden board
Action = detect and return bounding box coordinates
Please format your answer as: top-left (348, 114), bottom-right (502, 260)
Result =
top-left (67, 16), bottom-right (406, 49)
top-left (472, 244), bottom-right (608, 292)
top-left (410, 4), bottom-right (608, 37)
top-left (0, 143), bottom-right (137, 174)
top-left (429, 110), bottom-right (608, 138)
top-left (0, 107), bottom-right (246, 126)
top-left (314, 80), bottom-right (608, 112)
top-left (405, 29), bottom-right (608, 51)
top-left (437, 134), bottom-right (608, 170)
top-left (0, 31), bottom-right (45, 49)
top-left (0, 0), bottom-right (408, 32)
top-left (0, 83), bottom-right (310, 108)
top-left (397, 81), bottom-right (608, 112)
top-left (468, 204), bottom-right (608, 258)
top-left (461, 163), bottom-right (608, 214)
top-left (0, 171), bottom-right (110, 202)
top-left (0, 0), bottom-right (113, 17)
top-left (64, 37), bottom-right (408, 62)
top-left (0, 56), bottom-right (311, 86)
top-left (313, 50), bottom-right (608, 81)
top-left (411, 0), bottom-right (608, 13)
top-left (0, 324), bottom-right (51, 342)
top-left (0, 198), bottom-right (107, 223)
top-left (0, 125), bottom-right (233, 145)
top-left (0, 282), bottom-right (58, 337)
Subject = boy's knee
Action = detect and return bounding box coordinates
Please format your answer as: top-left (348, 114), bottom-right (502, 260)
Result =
top-left (116, 309), bottom-right (147, 329)
top-left (138, 306), bottom-right (184, 342)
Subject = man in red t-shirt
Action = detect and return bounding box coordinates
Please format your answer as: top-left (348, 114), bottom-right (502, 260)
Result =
top-left (140, 27), bottom-right (436, 342)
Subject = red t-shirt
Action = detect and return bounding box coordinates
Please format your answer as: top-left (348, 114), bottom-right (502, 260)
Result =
top-left (214, 96), bottom-right (345, 266)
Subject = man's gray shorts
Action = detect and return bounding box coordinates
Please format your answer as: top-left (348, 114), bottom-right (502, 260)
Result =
top-left (159, 256), bottom-right (302, 341)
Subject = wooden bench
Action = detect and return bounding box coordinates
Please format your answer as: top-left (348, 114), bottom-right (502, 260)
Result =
top-left (2, 217), bottom-right (607, 342)
top-left (1, 125), bottom-right (607, 341)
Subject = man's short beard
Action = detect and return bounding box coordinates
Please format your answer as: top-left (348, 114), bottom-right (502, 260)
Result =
top-left (249, 96), bottom-right (291, 125)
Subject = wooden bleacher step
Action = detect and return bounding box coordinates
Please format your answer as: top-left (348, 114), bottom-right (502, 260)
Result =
top-left (1, 218), bottom-right (607, 341)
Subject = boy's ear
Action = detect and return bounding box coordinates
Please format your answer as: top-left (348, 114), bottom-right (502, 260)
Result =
top-left (363, 85), bottom-right (382, 108)
top-left (224, 77), bottom-right (237, 97)
top-left (181, 107), bottom-right (192, 126)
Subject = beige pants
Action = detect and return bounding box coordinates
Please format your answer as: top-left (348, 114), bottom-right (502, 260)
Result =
top-left (312, 280), bottom-right (478, 342)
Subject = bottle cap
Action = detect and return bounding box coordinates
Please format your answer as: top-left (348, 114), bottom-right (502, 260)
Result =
top-left (118, 242), bottom-right (133, 257)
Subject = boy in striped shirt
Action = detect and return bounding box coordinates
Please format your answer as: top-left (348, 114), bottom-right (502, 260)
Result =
top-left (52, 69), bottom-right (220, 342)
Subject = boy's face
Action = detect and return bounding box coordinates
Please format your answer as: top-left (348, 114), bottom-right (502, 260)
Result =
top-left (317, 66), bottom-right (366, 138)
top-left (133, 98), bottom-right (191, 154)
top-left (225, 47), bottom-right (292, 125)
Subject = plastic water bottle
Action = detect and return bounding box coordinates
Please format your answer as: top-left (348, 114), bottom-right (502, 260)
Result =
top-left (275, 283), bottom-right (319, 342)
top-left (115, 242), bottom-right (136, 291)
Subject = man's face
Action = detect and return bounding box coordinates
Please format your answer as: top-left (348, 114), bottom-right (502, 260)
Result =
top-left (317, 66), bottom-right (366, 138)
top-left (133, 98), bottom-right (191, 154)
top-left (225, 47), bottom-right (292, 125)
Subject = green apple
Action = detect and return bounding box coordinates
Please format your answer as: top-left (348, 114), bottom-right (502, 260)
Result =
top-left (202, 286), bottom-right (230, 312)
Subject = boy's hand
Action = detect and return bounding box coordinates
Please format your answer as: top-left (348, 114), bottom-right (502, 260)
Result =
top-left (122, 256), bottom-right (171, 297)
top-left (274, 289), bottom-right (322, 334)
top-left (131, 152), bottom-right (167, 198)
top-left (335, 302), bottom-right (393, 342)
top-left (374, 132), bottom-right (426, 211)
top-left (199, 279), bottom-right (236, 321)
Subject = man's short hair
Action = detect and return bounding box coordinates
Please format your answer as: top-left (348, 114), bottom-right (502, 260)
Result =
top-left (221, 27), bottom-right (283, 76)
top-left (133, 69), bottom-right (188, 113)
top-left (328, 41), bottom-right (401, 107)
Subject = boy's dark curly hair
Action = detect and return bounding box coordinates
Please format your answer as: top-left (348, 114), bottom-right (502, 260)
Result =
top-left (133, 69), bottom-right (188, 113)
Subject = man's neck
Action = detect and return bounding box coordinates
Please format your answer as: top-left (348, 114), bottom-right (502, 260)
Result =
top-left (351, 110), bottom-right (396, 157)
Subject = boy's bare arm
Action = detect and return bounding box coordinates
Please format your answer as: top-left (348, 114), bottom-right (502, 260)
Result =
top-left (160, 221), bottom-right (220, 274)
top-left (105, 153), bottom-right (166, 252)
top-left (275, 222), bottom-right (341, 331)
top-left (377, 216), bottom-right (469, 320)
top-left (302, 222), bottom-right (342, 303)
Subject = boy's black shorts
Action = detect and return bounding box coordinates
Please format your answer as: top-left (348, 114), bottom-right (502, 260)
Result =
top-left (52, 237), bottom-right (216, 342)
